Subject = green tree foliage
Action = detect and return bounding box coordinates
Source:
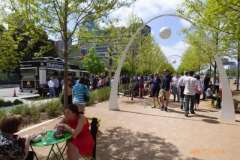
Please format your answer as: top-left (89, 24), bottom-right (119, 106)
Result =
top-left (0, 26), bottom-right (18, 71)
top-left (2, 0), bottom-right (134, 105)
top-left (77, 14), bottom-right (174, 75)
top-left (82, 48), bottom-right (105, 74)
top-left (0, 12), bottom-right (57, 71)
top-left (178, 0), bottom-right (240, 75)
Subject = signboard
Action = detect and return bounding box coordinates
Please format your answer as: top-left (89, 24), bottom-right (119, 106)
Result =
top-left (47, 63), bottom-right (64, 69)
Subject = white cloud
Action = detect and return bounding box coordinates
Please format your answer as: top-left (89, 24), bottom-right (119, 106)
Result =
top-left (110, 0), bottom-right (185, 26)
top-left (160, 41), bottom-right (189, 68)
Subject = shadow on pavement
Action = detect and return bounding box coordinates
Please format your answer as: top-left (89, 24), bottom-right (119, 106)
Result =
top-left (97, 127), bottom-right (203, 160)
top-left (118, 109), bottom-right (240, 127)
top-left (202, 119), bottom-right (220, 124)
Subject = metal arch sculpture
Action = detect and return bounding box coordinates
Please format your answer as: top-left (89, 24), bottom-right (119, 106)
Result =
top-left (108, 13), bottom-right (235, 122)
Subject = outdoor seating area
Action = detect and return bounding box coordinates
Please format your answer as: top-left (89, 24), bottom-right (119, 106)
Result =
top-left (1, 0), bottom-right (240, 159)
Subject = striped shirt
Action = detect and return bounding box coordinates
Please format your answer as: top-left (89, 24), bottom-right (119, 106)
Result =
top-left (72, 83), bottom-right (89, 105)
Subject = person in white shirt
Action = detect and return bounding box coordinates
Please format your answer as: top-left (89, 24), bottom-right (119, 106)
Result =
top-left (171, 74), bottom-right (180, 102)
top-left (183, 71), bottom-right (197, 117)
top-left (177, 71), bottom-right (188, 110)
top-left (48, 77), bottom-right (56, 97)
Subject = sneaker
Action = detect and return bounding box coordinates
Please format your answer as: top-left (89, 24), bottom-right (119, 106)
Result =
top-left (152, 106), bottom-right (156, 108)
top-left (190, 111), bottom-right (195, 114)
top-left (185, 113), bottom-right (189, 117)
top-left (165, 107), bottom-right (168, 112)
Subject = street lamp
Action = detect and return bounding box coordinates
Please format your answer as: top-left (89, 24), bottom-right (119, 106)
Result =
top-left (108, 13), bottom-right (235, 122)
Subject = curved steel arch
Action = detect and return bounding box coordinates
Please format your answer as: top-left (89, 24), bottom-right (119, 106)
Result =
top-left (108, 13), bottom-right (235, 122)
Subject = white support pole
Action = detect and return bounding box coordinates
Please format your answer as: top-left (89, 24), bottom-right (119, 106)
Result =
top-left (215, 55), bottom-right (235, 122)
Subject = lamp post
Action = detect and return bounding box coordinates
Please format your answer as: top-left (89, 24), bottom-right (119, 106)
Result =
top-left (108, 13), bottom-right (236, 122)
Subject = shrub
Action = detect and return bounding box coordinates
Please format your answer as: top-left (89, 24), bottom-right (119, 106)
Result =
top-left (13, 99), bottom-right (23, 105)
top-left (96, 87), bottom-right (111, 102)
top-left (0, 110), bottom-right (6, 120)
top-left (45, 100), bottom-right (62, 118)
top-left (30, 106), bottom-right (40, 122)
top-left (0, 99), bottom-right (23, 107)
top-left (39, 104), bottom-right (47, 112)
top-left (0, 99), bottom-right (5, 106)
top-left (10, 105), bottom-right (28, 115)
top-left (87, 91), bottom-right (97, 106)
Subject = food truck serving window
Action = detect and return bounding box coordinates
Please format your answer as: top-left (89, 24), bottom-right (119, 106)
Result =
top-left (20, 68), bottom-right (37, 79)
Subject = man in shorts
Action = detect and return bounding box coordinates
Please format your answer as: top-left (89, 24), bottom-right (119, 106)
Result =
top-left (160, 69), bottom-right (172, 111)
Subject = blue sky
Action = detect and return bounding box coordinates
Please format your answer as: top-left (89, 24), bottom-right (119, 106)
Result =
top-left (109, 0), bottom-right (191, 68)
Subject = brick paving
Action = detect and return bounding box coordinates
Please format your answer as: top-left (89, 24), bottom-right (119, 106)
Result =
top-left (18, 96), bottom-right (240, 160)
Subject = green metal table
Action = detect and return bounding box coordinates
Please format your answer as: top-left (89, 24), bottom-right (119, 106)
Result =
top-left (31, 130), bottom-right (72, 160)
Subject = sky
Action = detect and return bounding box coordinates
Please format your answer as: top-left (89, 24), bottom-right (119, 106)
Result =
top-left (109, 0), bottom-right (191, 68)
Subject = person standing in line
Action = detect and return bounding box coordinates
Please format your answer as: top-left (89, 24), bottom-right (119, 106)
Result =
top-left (171, 74), bottom-right (180, 102)
top-left (177, 71), bottom-right (188, 110)
top-left (160, 69), bottom-right (172, 111)
top-left (203, 74), bottom-right (211, 100)
top-left (183, 71), bottom-right (197, 117)
top-left (139, 76), bottom-right (144, 98)
top-left (48, 77), bottom-right (56, 97)
top-left (149, 75), bottom-right (154, 97)
top-left (53, 76), bottom-right (60, 96)
top-left (151, 74), bottom-right (161, 108)
top-left (72, 77), bottom-right (89, 113)
top-left (194, 74), bottom-right (203, 110)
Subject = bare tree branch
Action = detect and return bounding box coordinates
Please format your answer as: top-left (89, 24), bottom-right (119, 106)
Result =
top-left (68, 0), bottom-right (96, 39)
top-left (52, 0), bottom-right (64, 39)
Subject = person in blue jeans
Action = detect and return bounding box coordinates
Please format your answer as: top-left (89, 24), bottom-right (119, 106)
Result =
top-left (72, 77), bottom-right (89, 113)
top-left (183, 71), bottom-right (197, 117)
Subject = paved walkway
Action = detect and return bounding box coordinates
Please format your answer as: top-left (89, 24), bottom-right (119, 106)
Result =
top-left (19, 96), bottom-right (240, 160)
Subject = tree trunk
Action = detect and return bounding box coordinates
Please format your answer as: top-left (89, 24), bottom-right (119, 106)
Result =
top-left (214, 31), bottom-right (219, 88)
top-left (63, 0), bottom-right (69, 107)
top-left (237, 41), bottom-right (240, 91)
top-left (209, 58), bottom-right (212, 78)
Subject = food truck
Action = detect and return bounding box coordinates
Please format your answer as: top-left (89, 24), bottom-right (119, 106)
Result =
top-left (20, 57), bottom-right (89, 93)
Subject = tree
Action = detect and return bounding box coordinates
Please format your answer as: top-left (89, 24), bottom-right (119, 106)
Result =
top-left (178, 0), bottom-right (240, 80)
top-left (0, 11), bottom-right (57, 71)
top-left (0, 26), bottom-right (18, 71)
top-left (82, 48), bottom-right (105, 74)
top-left (3, 0), bottom-right (134, 105)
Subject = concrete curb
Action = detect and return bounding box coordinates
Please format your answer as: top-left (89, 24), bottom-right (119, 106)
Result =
top-left (17, 116), bottom-right (63, 134)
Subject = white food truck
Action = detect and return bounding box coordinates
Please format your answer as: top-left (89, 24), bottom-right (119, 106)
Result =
top-left (20, 57), bottom-right (89, 93)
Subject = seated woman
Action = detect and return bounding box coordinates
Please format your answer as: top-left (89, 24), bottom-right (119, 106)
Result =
top-left (0, 115), bottom-right (35, 160)
top-left (57, 104), bottom-right (94, 160)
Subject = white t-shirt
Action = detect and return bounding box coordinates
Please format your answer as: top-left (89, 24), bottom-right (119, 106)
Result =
top-left (172, 76), bottom-right (179, 87)
top-left (48, 80), bottom-right (55, 88)
top-left (178, 75), bottom-right (187, 87)
top-left (184, 76), bottom-right (197, 95)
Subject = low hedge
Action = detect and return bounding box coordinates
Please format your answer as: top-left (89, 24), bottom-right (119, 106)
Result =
top-left (0, 87), bottom-right (110, 127)
top-left (87, 87), bottom-right (110, 106)
top-left (0, 99), bottom-right (23, 107)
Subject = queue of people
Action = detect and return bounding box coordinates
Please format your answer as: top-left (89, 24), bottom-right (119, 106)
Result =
top-left (121, 70), bottom-right (221, 117)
